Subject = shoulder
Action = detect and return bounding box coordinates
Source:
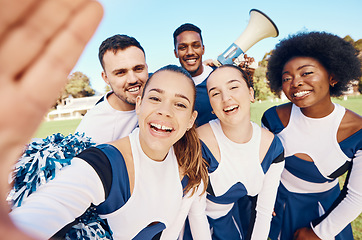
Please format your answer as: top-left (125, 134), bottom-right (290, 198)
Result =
top-left (196, 123), bottom-right (220, 161)
top-left (275, 102), bottom-right (292, 127)
top-left (196, 123), bottom-right (217, 150)
top-left (259, 127), bottom-right (277, 161)
top-left (338, 108), bottom-right (362, 142)
top-left (110, 137), bottom-right (132, 162)
top-left (262, 103), bottom-right (291, 133)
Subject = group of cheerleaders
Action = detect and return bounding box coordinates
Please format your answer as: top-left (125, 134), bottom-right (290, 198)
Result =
top-left (8, 30), bottom-right (362, 240)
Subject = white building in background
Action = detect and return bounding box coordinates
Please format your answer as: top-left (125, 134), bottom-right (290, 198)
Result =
top-left (46, 95), bottom-right (101, 121)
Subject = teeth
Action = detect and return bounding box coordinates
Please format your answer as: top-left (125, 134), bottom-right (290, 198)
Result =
top-left (294, 91), bottom-right (310, 97)
top-left (224, 105), bottom-right (238, 112)
top-left (186, 59), bottom-right (197, 63)
top-left (150, 123), bottom-right (172, 131)
top-left (128, 86), bottom-right (140, 93)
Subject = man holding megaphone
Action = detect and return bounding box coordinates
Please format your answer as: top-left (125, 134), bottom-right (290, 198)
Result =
top-left (173, 23), bottom-right (257, 127)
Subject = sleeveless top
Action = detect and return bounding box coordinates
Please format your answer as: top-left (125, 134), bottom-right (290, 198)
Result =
top-left (98, 128), bottom-right (183, 239)
top-left (208, 119), bottom-right (264, 197)
top-left (277, 103), bottom-right (349, 179)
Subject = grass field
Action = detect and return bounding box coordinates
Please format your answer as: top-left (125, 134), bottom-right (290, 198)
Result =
top-left (34, 95), bottom-right (362, 238)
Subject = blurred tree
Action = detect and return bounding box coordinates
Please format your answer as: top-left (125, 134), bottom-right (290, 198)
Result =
top-left (252, 50), bottom-right (277, 100)
top-left (104, 84), bottom-right (111, 93)
top-left (53, 71), bottom-right (95, 108)
top-left (65, 71), bottom-right (95, 98)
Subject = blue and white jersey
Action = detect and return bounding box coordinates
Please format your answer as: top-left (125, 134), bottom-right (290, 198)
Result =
top-left (10, 128), bottom-right (211, 240)
top-left (203, 119), bottom-right (284, 240)
top-left (262, 103), bottom-right (362, 240)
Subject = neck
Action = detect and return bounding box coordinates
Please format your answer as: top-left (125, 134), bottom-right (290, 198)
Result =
top-left (300, 101), bottom-right (335, 118)
top-left (190, 64), bottom-right (204, 77)
top-left (220, 118), bottom-right (252, 144)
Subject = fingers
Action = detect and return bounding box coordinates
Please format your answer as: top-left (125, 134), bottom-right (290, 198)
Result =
top-left (0, 0), bottom-right (102, 170)
top-left (0, 0), bottom-right (39, 38)
top-left (0, 0), bottom-right (91, 80)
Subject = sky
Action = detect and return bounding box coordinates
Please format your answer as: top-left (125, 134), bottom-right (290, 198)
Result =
top-left (72, 0), bottom-right (362, 94)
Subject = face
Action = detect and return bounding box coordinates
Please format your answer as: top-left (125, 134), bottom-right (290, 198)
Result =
top-left (136, 70), bottom-right (197, 160)
top-left (282, 56), bottom-right (335, 111)
top-left (207, 67), bottom-right (254, 125)
top-left (174, 31), bottom-right (205, 77)
top-left (102, 46), bottom-right (148, 109)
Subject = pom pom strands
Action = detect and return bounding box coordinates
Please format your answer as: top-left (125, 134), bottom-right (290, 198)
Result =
top-left (7, 132), bottom-right (95, 208)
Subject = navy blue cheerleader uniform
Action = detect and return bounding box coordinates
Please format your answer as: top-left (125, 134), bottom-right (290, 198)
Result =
top-left (203, 119), bottom-right (284, 240)
top-left (262, 103), bottom-right (362, 240)
top-left (10, 128), bottom-right (211, 240)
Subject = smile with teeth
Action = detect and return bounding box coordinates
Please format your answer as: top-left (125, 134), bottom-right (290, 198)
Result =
top-left (128, 86), bottom-right (140, 93)
top-left (293, 90), bottom-right (311, 98)
top-left (223, 105), bottom-right (238, 112)
top-left (150, 123), bottom-right (173, 132)
top-left (185, 59), bottom-right (197, 64)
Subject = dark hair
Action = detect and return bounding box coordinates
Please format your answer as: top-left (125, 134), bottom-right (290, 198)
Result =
top-left (141, 64), bottom-right (208, 196)
top-left (212, 64), bottom-right (253, 88)
top-left (98, 34), bottom-right (145, 70)
top-left (173, 23), bottom-right (203, 49)
top-left (267, 31), bottom-right (361, 97)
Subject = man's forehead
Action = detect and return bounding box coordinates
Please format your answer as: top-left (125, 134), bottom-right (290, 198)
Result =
top-left (176, 31), bottom-right (202, 44)
top-left (103, 47), bottom-right (146, 68)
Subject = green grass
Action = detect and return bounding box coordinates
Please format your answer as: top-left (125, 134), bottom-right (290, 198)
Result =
top-left (34, 95), bottom-right (362, 238)
top-left (33, 119), bottom-right (81, 139)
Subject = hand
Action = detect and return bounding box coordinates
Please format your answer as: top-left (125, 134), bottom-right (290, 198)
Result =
top-left (203, 58), bottom-right (217, 67)
top-left (237, 54), bottom-right (256, 81)
top-left (293, 227), bottom-right (321, 240)
top-left (0, 0), bottom-right (102, 239)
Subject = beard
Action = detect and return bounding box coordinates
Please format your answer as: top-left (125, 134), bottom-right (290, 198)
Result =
top-left (113, 91), bottom-right (136, 106)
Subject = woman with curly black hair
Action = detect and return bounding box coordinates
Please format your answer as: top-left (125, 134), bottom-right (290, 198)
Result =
top-left (262, 31), bottom-right (362, 240)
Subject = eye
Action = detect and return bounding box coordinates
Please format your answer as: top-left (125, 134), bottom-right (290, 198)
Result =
top-left (149, 96), bottom-right (160, 102)
top-left (116, 70), bottom-right (126, 76)
top-left (192, 43), bottom-right (201, 49)
top-left (175, 102), bottom-right (187, 108)
top-left (178, 45), bottom-right (186, 51)
top-left (282, 77), bottom-right (292, 82)
top-left (302, 71), bottom-right (313, 76)
top-left (230, 85), bottom-right (239, 90)
top-left (134, 66), bottom-right (145, 72)
top-left (210, 91), bottom-right (220, 97)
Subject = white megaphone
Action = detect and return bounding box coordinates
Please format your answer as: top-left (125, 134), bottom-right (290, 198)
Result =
top-left (215, 9), bottom-right (279, 67)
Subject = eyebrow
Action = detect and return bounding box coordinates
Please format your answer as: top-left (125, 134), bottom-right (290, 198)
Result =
top-left (148, 88), bottom-right (191, 103)
top-left (208, 79), bottom-right (241, 94)
top-left (282, 64), bottom-right (315, 75)
top-left (111, 64), bottom-right (145, 75)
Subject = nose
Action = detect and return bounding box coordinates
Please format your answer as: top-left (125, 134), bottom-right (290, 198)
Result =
top-left (186, 46), bottom-right (195, 55)
top-left (157, 102), bottom-right (173, 117)
top-left (291, 76), bottom-right (303, 88)
top-left (221, 92), bottom-right (231, 102)
top-left (127, 71), bottom-right (138, 84)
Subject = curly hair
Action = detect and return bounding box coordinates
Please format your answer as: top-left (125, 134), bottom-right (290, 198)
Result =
top-left (267, 31), bottom-right (361, 97)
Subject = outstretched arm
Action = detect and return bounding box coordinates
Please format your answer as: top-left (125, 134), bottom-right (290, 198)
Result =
top-left (0, 0), bottom-right (103, 239)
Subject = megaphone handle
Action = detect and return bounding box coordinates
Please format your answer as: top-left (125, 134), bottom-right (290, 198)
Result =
top-left (217, 43), bottom-right (245, 65)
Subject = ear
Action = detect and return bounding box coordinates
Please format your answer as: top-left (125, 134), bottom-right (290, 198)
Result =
top-left (101, 71), bottom-right (109, 85)
top-left (187, 110), bottom-right (198, 130)
top-left (201, 45), bottom-right (205, 56)
top-left (249, 87), bottom-right (255, 103)
top-left (329, 74), bottom-right (338, 87)
top-left (135, 96), bottom-right (142, 115)
top-left (174, 49), bottom-right (179, 58)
